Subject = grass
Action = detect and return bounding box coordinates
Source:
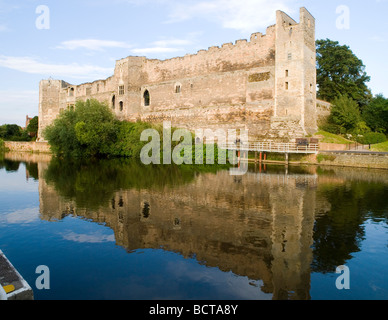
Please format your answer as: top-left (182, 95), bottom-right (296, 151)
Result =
top-left (371, 141), bottom-right (388, 152)
top-left (314, 131), bottom-right (353, 145)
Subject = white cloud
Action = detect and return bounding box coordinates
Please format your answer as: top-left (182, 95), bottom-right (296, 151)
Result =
top-left (116, 0), bottom-right (298, 33)
top-left (0, 55), bottom-right (112, 79)
top-left (0, 90), bottom-right (38, 104)
top-left (164, 0), bottom-right (298, 33)
top-left (131, 36), bottom-right (196, 56)
top-left (61, 231), bottom-right (115, 243)
top-left (0, 207), bottom-right (40, 225)
top-left (56, 39), bottom-right (133, 51)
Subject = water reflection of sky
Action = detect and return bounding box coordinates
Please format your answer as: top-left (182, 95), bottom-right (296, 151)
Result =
top-left (310, 219), bottom-right (388, 300)
top-left (0, 207), bottom-right (40, 225)
top-left (0, 156), bottom-right (387, 300)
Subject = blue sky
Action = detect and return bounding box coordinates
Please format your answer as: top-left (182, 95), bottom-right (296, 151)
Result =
top-left (0, 0), bottom-right (387, 126)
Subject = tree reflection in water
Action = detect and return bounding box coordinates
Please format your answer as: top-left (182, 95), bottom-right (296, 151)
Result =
top-left (1, 153), bottom-right (387, 300)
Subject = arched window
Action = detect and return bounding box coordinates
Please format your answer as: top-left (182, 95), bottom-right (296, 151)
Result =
top-left (144, 90), bottom-right (150, 106)
top-left (175, 84), bottom-right (181, 93)
top-left (112, 95), bottom-right (116, 109)
top-left (119, 101), bottom-right (124, 111)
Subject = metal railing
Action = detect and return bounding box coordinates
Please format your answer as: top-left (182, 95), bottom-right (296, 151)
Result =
top-left (219, 141), bottom-right (320, 154)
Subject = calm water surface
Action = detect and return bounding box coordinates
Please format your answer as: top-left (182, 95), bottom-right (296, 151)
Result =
top-left (0, 152), bottom-right (387, 300)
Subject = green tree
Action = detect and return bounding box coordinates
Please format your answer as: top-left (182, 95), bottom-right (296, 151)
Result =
top-left (27, 116), bottom-right (39, 138)
top-left (362, 94), bottom-right (388, 134)
top-left (43, 107), bottom-right (81, 157)
top-left (329, 95), bottom-right (365, 133)
top-left (0, 124), bottom-right (29, 141)
top-left (44, 99), bottom-right (118, 158)
top-left (316, 39), bottom-right (372, 108)
top-left (74, 99), bottom-right (118, 156)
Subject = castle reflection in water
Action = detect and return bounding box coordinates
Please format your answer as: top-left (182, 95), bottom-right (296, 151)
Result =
top-left (4, 152), bottom-right (388, 300)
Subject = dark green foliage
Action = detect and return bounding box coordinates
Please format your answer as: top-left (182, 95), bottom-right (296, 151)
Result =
top-left (0, 124), bottom-right (30, 141)
top-left (316, 39), bottom-right (372, 108)
top-left (319, 123), bottom-right (344, 135)
top-left (362, 94), bottom-right (388, 134)
top-left (329, 95), bottom-right (363, 132)
top-left (112, 121), bottom-right (158, 158)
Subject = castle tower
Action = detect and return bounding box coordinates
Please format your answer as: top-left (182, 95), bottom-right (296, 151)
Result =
top-left (38, 79), bottom-right (70, 141)
top-left (274, 7), bottom-right (317, 135)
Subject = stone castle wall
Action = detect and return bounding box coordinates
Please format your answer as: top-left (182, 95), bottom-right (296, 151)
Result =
top-left (38, 8), bottom-right (317, 142)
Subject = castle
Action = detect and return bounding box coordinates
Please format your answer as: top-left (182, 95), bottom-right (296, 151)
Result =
top-left (38, 8), bottom-right (317, 142)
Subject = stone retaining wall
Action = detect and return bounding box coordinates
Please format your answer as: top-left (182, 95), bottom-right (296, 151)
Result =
top-left (4, 141), bottom-right (51, 154)
top-left (318, 151), bottom-right (388, 170)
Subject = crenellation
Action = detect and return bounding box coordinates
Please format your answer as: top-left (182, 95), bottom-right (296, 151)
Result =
top-left (222, 42), bottom-right (233, 48)
top-left (235, 39), bottom-right (248, 45)
top-left (38, 7), bottom-right (317, 142)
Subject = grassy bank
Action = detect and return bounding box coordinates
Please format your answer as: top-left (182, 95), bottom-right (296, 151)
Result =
top-left (314, 131), bottom-right (353, 144)
top-left (371, 141), bottom-right (388, 152)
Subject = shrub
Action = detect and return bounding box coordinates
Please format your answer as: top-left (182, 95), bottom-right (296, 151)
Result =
top-left (319, 123), bottom-right (343, 135)
top-left (329, 95), bottom-right (364, 132)
top-left (356, 132), bottom-right (387, 145)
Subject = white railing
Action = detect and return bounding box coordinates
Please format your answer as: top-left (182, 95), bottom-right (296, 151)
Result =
top-left (219, 142), bottom-right (319, 154)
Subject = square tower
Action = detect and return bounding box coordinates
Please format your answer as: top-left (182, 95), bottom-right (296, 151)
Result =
top-left (274, 7), bottom-right (317, 135)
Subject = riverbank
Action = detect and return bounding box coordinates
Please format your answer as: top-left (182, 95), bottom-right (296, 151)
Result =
top-left (4, 141), bottom-right (51, 154)
top-left (4, 141), bottom-right (388, 170)
top-left (246, 150), bottom-right (388, 170)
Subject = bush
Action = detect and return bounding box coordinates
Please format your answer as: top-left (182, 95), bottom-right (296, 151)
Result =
top-left (356, 132), bottom-right (387, 145)
top-left (329, 95), bottom-right (364, 132)
top-left (112, 121), bottom-right (158, 158)
top-left (319, 123), bottom-right (343, 135)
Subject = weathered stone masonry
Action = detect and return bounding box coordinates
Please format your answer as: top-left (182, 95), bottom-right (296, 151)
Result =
top-left (38, 8), bottom-right (317, 142)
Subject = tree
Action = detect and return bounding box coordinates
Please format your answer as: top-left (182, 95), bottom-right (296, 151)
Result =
top-left (316, 39), bottom-right (372, 109)
top-left (73, 99), bottom-right (118, 156)
top-left (362, 94), bottom-right (388, 134)
top-left (27, 116), bottom-right (39, 138)
top-left (0, 124), bottom-right (29, 141)
top-left (43, 106), bottom-right (81, 157)
top-left (329, 95), bottom-right (365, 132)
top-left (44, 99), bottom-right (118, 158)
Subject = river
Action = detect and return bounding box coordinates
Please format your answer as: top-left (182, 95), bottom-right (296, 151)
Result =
top-left (0, 152), bottom-right (387, 300)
